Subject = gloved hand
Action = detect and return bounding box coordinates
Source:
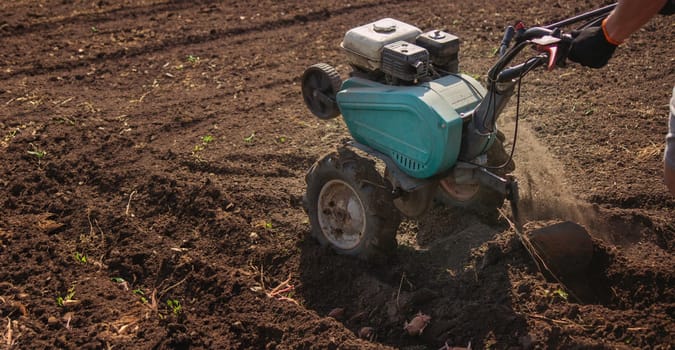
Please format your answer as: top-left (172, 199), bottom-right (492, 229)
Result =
top-left (567, 25), bottom-right (617, 68)
top-left (660, 0), bottom-right (674, 15)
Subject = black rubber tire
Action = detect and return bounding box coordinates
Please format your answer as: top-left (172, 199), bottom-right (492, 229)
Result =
top-left (301, 63), bottom-right (342, 119)
top-left (304, 148), bottom-right (401, 262)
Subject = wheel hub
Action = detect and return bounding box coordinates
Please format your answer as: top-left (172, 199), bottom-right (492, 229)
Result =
top-left (317, 179), bottom-right (366, 250)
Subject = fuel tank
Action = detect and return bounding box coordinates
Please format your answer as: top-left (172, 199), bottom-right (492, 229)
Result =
top-left (336, 74), bottom-right (486, 178)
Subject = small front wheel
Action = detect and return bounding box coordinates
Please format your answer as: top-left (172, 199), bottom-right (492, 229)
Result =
top-left (304, 148), bottom-right (400, 262)
top-left (301, 63), bottom-right (342, 119)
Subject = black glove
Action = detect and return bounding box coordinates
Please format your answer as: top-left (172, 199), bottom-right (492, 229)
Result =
top-left (567, 26), bottom-right (617, 68)
top-left (660, 0), bottom-right (675, 15)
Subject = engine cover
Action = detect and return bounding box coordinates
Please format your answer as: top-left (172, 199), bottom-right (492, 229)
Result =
top-left (341, 18), bottom-right (422, 71)
top-left (336, 74), bottom-right (486, 179)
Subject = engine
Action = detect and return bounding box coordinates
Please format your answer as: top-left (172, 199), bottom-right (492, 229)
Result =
top-left (341, 18), bottom-right (460, 85)
top-left (299, 18), bottom-right (482, 179)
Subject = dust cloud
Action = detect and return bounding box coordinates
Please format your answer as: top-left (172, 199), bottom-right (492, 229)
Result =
top-left (499, 119), bottom-right (606, 236)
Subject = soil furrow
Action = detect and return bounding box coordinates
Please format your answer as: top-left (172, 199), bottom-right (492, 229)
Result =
top-left (0, 0), bottom-right (413, 81)
top-left (1, 1), bottom-right (673, 349)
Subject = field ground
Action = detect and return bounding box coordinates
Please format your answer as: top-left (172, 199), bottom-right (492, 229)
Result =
top-left (1, 1), bottom-right (673, 349)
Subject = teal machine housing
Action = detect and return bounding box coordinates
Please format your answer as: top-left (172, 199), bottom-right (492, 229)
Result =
top-left (336, 74), bottom-right (486, 179)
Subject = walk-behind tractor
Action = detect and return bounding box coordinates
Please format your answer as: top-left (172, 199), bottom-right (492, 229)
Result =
top-left (301, 5), bottom-right (616, 281)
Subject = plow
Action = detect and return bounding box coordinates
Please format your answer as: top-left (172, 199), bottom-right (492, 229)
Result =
top-left (300, 4), bottom-right (617, 295)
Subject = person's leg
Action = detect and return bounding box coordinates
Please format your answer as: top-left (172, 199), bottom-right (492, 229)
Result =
top-left (665, 86), bottom-right (675, 195)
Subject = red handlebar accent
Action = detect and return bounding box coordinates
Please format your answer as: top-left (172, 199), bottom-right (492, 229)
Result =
top-left (531, 35), bottom-right (563, 70)
top-left (542, 45), bottom-right (558, 70)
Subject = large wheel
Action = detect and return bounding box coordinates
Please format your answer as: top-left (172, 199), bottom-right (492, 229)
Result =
top-left (301, 63), bottom-right (342, 119)
top-left (304, 148), bottom-right (401, 262)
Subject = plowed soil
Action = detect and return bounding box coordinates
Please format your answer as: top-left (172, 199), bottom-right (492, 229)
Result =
top-left (1, 1), bottom-right (673, 349)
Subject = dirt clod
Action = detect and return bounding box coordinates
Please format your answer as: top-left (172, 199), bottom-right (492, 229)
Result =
top-left (327, 307), bottom-right (344, 320)
top-left (404, 312), bottom-right (432, 336)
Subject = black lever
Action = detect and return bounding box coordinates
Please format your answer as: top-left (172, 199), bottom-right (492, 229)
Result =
top-left (498, 25), bottom-right (515, 57)
top-left (496, 57), bottom-right (545, 82)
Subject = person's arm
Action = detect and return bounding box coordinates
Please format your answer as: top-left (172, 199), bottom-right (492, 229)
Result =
top-left (604, 0), bottom-right (667, 43)
top-left (666, 90), bottom-right (675, 196)
top-left (666, 165), bottom-right (675, 195)
top-left (567, 0), bottom-right (667, 68)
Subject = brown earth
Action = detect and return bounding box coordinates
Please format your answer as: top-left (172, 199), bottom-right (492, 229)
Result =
top-left (0, 1), bottom-right (673, 349)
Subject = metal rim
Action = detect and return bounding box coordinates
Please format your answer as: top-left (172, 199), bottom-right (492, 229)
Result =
top-left (439, 176), bottom-right (480, 202)
top-left (317, 179), bottom-right (366, 250)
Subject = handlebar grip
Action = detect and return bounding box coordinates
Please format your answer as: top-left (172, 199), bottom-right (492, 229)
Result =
top-left (496, 64), bottom-right (524, 82)
top-left (498, 26), bottom-right (516, 57)
top-left (496, 57), bottom-right (545, 82)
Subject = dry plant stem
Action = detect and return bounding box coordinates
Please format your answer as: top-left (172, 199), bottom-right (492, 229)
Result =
top-left (266, 275), bottom-right (297, 304)
top-left (159, 265), bottom-right (194, 299)
top-left (259, 264), bottom-right (265, 291)
top-left (144, 289), bottom-right (158, 311)
top-left (5, 317), bottom-right (12, 348)
top-left (58, 97), bottom-right (74, 105)
top-left (527, 313), bottom-right (575, 325)
top-left (117, 317), bottom-right (139, 334)
top-left (527, 313), bottom-right (596, 331)
top-left (137, 91), bottom-right (150, 103)
top-left (86, 210), bottom-right (106, 264)
top-left (117, 324), bottom-right (131, 334)
top-left (64, 314), bottom-right (73, 330)
top-left (269, 285), bottom-right (294, 296)
top-left (252, 264), bottom-right (296, 303)
top-left (267, 275), bottom-right (293, 297)
top-left (125, 190), bottom-right (137, 216)
top-left (117, 322), bottom-right (135, 334)
top-left (396, 272), bottom-right (405, 309)
top-left (276, 296), bottom-right (299, 305)
top-left (94, 218), bottom-right (105, 246)
top-left (498, 208), bottom-right (545, 268)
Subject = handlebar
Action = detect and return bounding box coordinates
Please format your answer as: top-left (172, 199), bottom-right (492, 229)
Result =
top-left (488, 26), bottom-right (555, 84)
top-left (543, 3), bottom-right (616, 30)
top-left (462, 3), bottom-right (617, 161)
top-left (491, 26), bottom-right (575, 84)
top-left (496, 57), bottom-right (545, 82)
top-left (490, 3), bottom-right (616, 84)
